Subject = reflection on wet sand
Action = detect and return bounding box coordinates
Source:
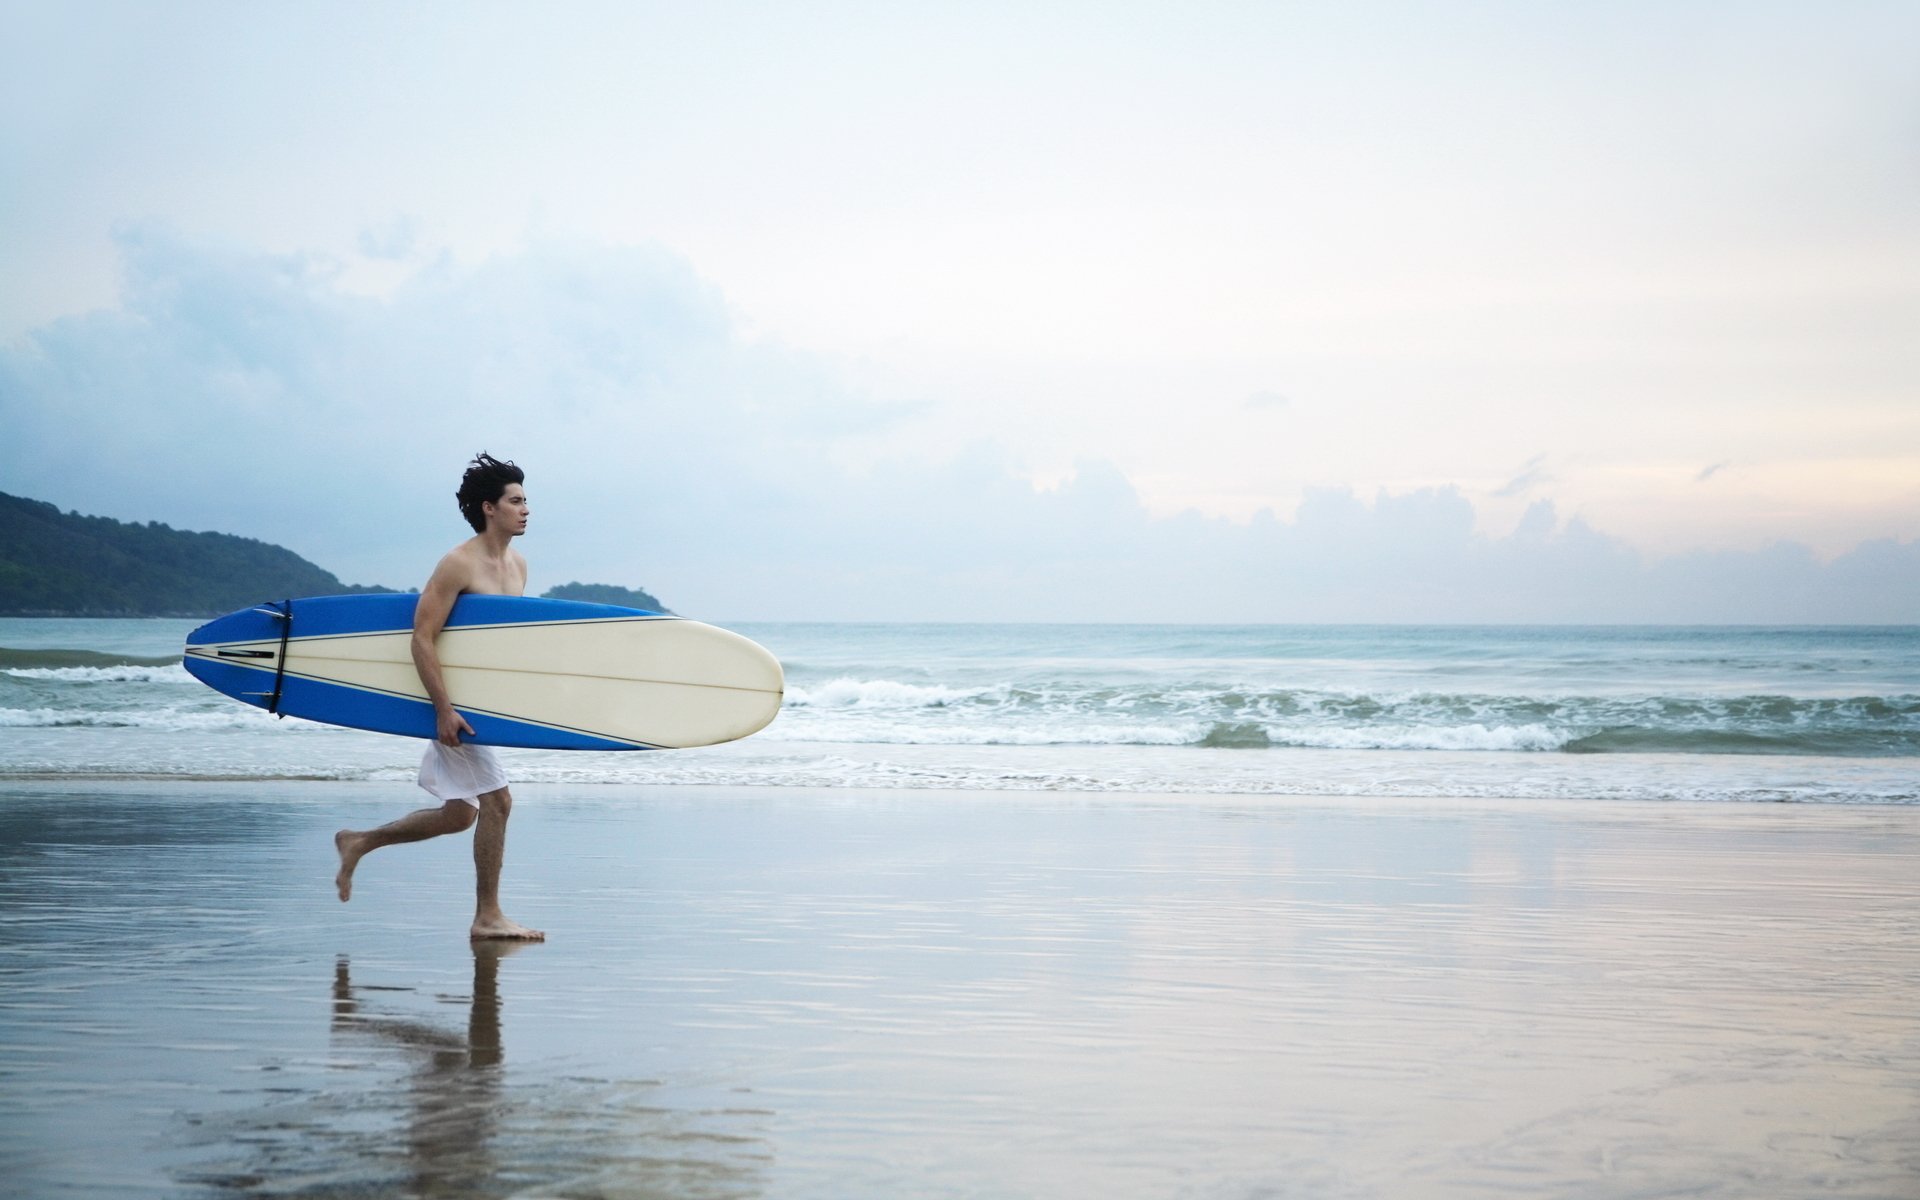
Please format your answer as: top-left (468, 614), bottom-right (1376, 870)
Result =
top-left (16, 782), bottom-right (1911, 1198)
top-left (182, 946), bottom-right (771, 1198)
top-left (329, 945), bottom-right (513, 1197)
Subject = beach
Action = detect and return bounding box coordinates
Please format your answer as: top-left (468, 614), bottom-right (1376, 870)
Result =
top-left (4, 778), bottom-right (1917, 1198)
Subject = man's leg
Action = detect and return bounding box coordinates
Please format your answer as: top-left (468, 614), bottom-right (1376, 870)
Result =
top-left (335, 800), bottom-right (479, 901)
top-left (470, 785), bottom-right (544, 941)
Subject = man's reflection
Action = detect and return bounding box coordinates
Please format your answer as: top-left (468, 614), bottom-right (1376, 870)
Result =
top-left (332, 942), bottom-right (527, 1196)
top-left (187, 948), bottom-right (771, 1197)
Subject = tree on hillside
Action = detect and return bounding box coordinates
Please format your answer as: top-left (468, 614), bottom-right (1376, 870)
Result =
top-left (540, 581), bottom-right (671, 613)
top-left (0, 491), bottom-right (395, 617)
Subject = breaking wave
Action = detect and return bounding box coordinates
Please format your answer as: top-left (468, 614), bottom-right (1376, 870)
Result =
top-left (3, 664), bottom-right (189, 684)
top-left (770, 677), bottom-right (1920, 756)
top-left (0, 705), bottom-right (329, 732)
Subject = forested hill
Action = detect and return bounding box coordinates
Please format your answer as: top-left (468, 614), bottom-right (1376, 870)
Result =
top-left (0, 492), bottom-right (396, 617)
top-left (542, 580), bottom-right (671, 613)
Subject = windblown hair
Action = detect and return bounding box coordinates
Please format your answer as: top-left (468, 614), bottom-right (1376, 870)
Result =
top-left (455, 452), bottom-right (525, 533)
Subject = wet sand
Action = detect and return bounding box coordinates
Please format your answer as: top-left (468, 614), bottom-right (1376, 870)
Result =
top-left (2, 780), bottom-right (1917, 1198)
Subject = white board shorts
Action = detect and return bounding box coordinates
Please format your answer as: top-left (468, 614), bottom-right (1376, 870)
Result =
top-left (417, 741), bottom-right (508, 808)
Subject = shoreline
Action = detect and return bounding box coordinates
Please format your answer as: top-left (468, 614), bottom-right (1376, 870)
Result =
top-left (8, 770), bottom-right (1920, 809)
top-left (3, 752), bottom-right (1915, 808)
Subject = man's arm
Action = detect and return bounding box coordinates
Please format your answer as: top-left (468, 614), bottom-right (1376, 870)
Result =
top-left (412, 556), bottom-right (474, 746)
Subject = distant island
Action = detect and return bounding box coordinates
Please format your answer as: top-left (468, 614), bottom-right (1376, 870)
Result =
top-left (0, 491), bottom-right (671, 618)
top-left (541, 581), bottom-right (671, 613)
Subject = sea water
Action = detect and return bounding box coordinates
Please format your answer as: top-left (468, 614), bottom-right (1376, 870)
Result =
top-left (1, 619), bottom-right (1915, 804)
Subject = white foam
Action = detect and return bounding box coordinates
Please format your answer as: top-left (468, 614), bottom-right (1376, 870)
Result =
top-left (785, 678), bottom-right (999, 709)
top-left (0, 705), bottom-right (292, 731)
top-left (2, 665), bottom-right (191, 684)
top-left (764, 717), bottom-right (1199, 746)
top-left (1267, 723), bottom-right (1576, 753)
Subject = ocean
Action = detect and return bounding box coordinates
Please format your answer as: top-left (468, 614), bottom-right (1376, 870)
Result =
top-left (4, 618), bottom-right (1915, 806)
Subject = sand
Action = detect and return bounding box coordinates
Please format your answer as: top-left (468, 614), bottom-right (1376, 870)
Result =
top-left (2, 780), bottom-right (1917, 1198)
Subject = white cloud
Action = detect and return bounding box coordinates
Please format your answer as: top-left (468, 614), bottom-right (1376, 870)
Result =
top-left (356, 216), bottom-right (422, 262)
top-left (4, 231), bottom-right (1915, 623)
top-left (1493, 453), bottom-right (1552, 499)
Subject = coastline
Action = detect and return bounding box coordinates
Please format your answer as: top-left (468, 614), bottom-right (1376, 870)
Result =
top-left (5, 778), bottom-right (1918, 1197)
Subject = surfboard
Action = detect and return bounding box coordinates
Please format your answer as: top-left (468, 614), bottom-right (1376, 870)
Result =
top-left (182, 594), bottom-right (783, 750)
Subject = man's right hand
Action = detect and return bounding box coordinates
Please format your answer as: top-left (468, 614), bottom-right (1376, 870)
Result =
top-left (436, 707), bottom-right (476, 746)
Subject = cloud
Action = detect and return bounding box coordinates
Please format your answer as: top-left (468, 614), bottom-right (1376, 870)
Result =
top-left (1493, 453), bottom-right (1553, 499)
top-left (1243, 390), bottom-right (1290, 410)
top-left (1696, 460), bottom-right (1731, 483)
top-left (356, 215), bottom-right (422, 261)
top-left (0, 224), bottom-right (896, 595)
top-left (3, 230), bottom-right (1914, 623)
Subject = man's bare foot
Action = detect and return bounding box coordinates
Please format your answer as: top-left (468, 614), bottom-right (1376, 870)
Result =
top-left (335, 831), bottom-right (365, 902)
top-left (470, 915), bottom-right (545, 941)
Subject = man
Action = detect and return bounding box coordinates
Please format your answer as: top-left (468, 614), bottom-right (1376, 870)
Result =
top-left (334, 452), bottom-right (544, 941)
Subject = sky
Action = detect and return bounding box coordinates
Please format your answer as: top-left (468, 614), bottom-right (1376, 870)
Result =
top-left (2, 0), bottom-right (1916, 621)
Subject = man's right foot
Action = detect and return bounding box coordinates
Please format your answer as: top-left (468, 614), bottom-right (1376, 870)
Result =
top-left (471, 915), bottom-right (545, 941)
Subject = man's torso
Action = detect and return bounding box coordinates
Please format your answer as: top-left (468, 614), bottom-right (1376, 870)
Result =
top-left (448, 538), bottom-right (527, 598)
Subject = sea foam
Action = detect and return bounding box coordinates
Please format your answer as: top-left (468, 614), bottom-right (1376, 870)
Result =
top-left (3, 665), bottom-right (190, 684)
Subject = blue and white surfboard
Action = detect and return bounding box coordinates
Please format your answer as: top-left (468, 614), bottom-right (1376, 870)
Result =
top-left (183, 594), bottom-right (783, 750)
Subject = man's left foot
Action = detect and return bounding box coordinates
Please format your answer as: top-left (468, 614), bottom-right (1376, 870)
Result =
top-left (334, 831), bottom-right (365, 902)
top-left (471, 916), bottom-right (545, 941)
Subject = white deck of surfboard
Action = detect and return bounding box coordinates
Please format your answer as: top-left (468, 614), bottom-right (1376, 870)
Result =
top-left (209, 615), bottom-right (784, 748)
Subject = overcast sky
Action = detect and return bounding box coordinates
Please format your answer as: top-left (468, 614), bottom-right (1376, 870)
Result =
top-left (2, 1), bottom-right (1915, 621)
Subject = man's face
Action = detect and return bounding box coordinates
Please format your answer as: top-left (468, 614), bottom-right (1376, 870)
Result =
top-left (484, 484), bottom-right (529, 536)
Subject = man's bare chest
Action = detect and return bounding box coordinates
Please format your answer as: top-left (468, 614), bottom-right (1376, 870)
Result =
top-left (463, 558), bottom-right (526, 598)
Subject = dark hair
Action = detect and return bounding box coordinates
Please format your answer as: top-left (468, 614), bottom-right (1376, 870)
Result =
top-left (455, 452), bottom-right (525, 533)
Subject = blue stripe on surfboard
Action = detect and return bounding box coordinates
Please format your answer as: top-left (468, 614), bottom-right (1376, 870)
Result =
top-left (182, 653), bottom-right (650, 751)
top-left (186, 594), bottom-right (669, 647)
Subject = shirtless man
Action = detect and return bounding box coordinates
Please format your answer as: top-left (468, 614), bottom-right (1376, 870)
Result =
top-left (334, 452), bottom-right (544, 941)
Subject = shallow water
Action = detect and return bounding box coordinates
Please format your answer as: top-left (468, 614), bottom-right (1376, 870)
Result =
top-left (3, 781), bottom-right (1918, 1197)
